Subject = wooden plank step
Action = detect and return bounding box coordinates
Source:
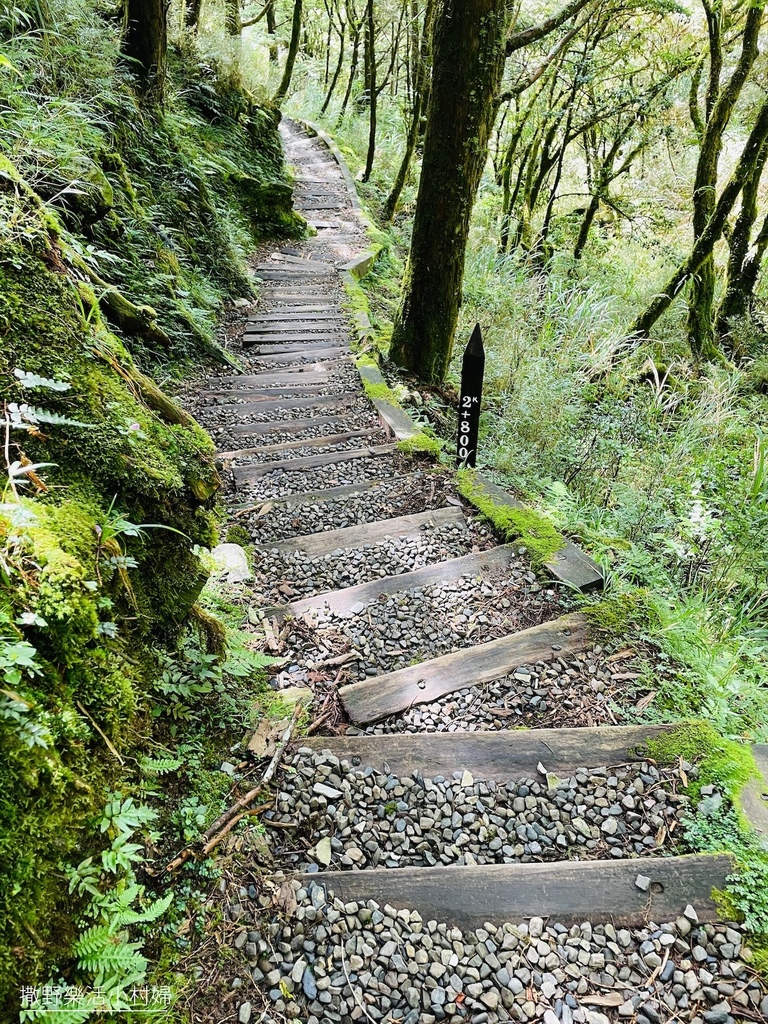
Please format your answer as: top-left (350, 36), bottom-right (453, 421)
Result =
top-left (208, 362), bottom-right (347, 387)
top-left (299, 854), bottom-right (732, 929)
top-left (243, 343), bottom-right (348, 357)
top-left (248, 347), bottom-right (350, 363)
top-left (206, 384), bottom-right (331, 401)
top-left (244, 320), bottom-right (348, 334)
top-left (218, 428), bottom-right (378, 460)
top-left (232, 443), bottom-right (396, 483)
top-left (243, 339), bottom-right (348, 352)
top-left (249, 311), bottom-right (343, 321)
top-left (256, 506), bottom-right (467, 557)
top-left (227, 413), bottom-right (359, 438)
top-left (256, 264), bottom-right (332, 276)
top-left (268, 253), bottom-right (335, 267)
top-left (302, 724), bottom-right (676, 782)
top-left (211, 394), bottom-right (360, 417)
top-left (340, 612), bottom-right (589, 724)
top-left (255, 271), bottom-right (336, 282)
top-left (301, 201), bottom-right (345, 210)
top-left (279, 544), bottom-right (520, 622)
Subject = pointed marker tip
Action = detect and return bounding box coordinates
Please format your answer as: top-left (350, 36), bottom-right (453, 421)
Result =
top-left (465, 322), bottom-right (485, 358)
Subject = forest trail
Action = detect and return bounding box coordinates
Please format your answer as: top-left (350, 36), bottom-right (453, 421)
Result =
top-left (190, 121), bottom-right (767, 1023)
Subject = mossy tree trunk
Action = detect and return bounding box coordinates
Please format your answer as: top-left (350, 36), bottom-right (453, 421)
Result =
top-left (273, 0), bottom-right (303, 104)
top-left (716, 138), bottom-right (768, 340)
top-left (632, 94), bottom-right (768, 343)
top-left (185, 0), bottom-right (202, 29)
top-left (123, 0), bottom-right (168, 100)
top-left (361, 0), bottom-right (377, 181)
top-left (225, 0), bottom-right (241, 35)
top-left (389, 0), bottom-right (509, 383)
top-left (684, 0), bottom-right (764, 358)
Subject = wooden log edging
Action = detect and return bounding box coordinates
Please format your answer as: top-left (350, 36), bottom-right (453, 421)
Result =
top-left (298, 854), bottom-right (734, 929)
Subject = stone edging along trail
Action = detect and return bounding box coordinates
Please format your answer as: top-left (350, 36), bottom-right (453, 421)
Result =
top-left (185, 119), bottom-right (768, 1024)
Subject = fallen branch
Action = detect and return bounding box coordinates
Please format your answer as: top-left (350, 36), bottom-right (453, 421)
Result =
top-left (165, 703), bottom-right (301, 873)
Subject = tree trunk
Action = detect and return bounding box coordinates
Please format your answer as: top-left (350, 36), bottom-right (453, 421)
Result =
top-left (123, 0), bottom-right (167, 100)
top-left (225, 0), bottom-right (240, 35)
top-left (321, 17), bottom-right (346, 112)
top-left (337, 5), bottom-right (361, 123)
top-left (361, 0), bottom-right (377, 181)
top-left (716, 138), bottom-right (768, 338)
top-left (273, 0), bottom-right (303, 104)
top-left (266, 0), bottom-right (278, 62)
top-left (185, 0), bottom-right (202, 30)
top-left (389, 0), bottom-right (508, 383)
top-left (631, 94), bottom-right (768, 346)
top-left (685, 0), bottom-right (764, 356)
top-left (382, 0), bottom-right (434, 221)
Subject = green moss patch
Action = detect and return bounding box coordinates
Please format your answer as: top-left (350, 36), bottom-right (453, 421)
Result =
top-left (397, 433), bottom-right (443, 459)
top-left (456, 469), bottom-right (565, 567)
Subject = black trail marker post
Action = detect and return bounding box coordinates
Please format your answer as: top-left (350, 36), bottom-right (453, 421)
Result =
top-left (457, 322), bottom-right (484, 467)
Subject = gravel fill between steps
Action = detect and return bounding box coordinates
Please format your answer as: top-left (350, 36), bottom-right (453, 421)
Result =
top-left (239, 471), bottom-right (458, 543)
top-left (253, 523), bottom-right (477, 601)
top-left (237, 452), bottom-right (405, 502)
top-left (273, 566), bottom-right (564, 686)
top-left (222, 878), bottom-right (767, 1024)
top-left (267, 748), bottom-right (690, 870)
top-left (358, 643), bottom-right (645, 735)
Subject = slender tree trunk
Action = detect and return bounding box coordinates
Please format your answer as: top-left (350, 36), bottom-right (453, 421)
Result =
top-left (225, 0), bottom-right (240, 35)
top-left (185, 0), bottom-right (202, 30)
top-left (631, 94), bottom-right (768, 346)
top-left (266, 0), bottom-right (278, 62)
top-left (273, 0), bottom-right (303, 104)
top-left (716, 138), bottom-right (768, 337)
top-left (337, 7), bottom-right (361, 123)
top-left (321, 18), bottom-right (346, 113)
top-left (685, 0), bottom-right (764, 356)
top-left (389, 0), bottom-right (509, 383)
top-left (123, 0), bottom-right (167, 100)
top-left (361, 0), bottom-right (377, 181)
top-left (382, 0), bottom-right (434, 221)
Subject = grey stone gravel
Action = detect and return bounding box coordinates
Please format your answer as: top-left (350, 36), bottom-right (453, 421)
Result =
top-left (267, 748), bottom-right (689, 870)
top-left (238, 451), bottom-right (402, 502)
top-left (273, 566), bottom-right (563, 687)
top-left (253, 524), bottom-right (475, 600)
top-left (223, 878), bottom-right (767, 1024)
top-left (359, 644), bottom-right (640, 735)
top-left (240, 471), bottom-right (458, 544)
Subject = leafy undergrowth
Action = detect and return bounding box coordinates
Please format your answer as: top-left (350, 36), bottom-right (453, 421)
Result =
top-left (0, 1), bottom-right (302, 1012)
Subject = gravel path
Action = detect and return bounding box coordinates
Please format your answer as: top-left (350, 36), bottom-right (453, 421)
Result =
top-left (176, 119), bottom-right (768, 1024)
top-left (253, 522), bottom-right (476, 601)
top-left (272, 566), bottom-right (565, 687)
top-left (223, 880), bottom-right (767, 1024)
top-left (267, 748), bottom-right (690, 870)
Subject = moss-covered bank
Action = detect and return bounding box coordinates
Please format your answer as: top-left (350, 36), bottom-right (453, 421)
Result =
top-left (0, 5), bottom-right (300, 1006)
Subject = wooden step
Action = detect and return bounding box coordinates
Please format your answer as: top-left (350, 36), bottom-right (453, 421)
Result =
top-left (340, 612), bottom-right (589, 724)
top-left (256, 264), bottom-right (332, 276)
top-left (255, 271), bottom-right (336, 282)
top-left (232, 443), bottom-right (396, 483)
top-left (218, 428), bottom-right (378, 460)
top-left (299, 854), bottom-right (732, 929)
top-left (243, 333), bottom-right (349, 348)
top-left (249, 311), bottom-right (343, 321)
top-left (301, 723), bottom-right (676, 782)
top-left (227, 413), bottom-right (361, 438)
top-left (212, 394), bottom-right (360, 417)
top-left (244, 344), bottom-right (349, 358)
top-left (244, 320), bottom-right (348, 335)
top-left (278, 544), bottom-right (520, 621)
top-left (256, 506), bottom-right (467, 557)
top-left (268, 253), bottom-right (335, 267)
top-left (210, 362), bottom-right (347, 385)
top-left (249, 347), bottom-right (350, 364)
top-left (231, 475), bottom-right (417, 507)
top-left (207, 384), bottom-right (332, 401)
